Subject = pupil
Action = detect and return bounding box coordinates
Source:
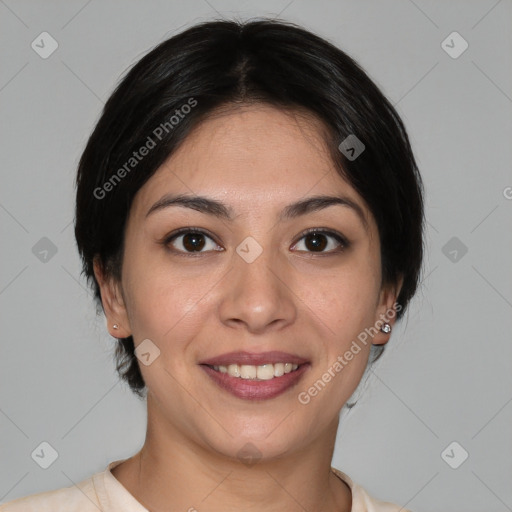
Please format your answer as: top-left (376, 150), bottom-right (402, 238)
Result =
top-left (305, 233), bottom-right (326, 251)
top-left (183, 233), bottom-right (205, 252)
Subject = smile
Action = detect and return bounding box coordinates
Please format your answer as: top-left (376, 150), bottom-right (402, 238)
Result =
top-left (209, 363), bottom-right (299, 380)
top-left (200, 356), bottom-right (310, 400)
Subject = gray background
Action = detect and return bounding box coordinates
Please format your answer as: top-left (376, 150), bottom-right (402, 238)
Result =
top-left (1, 1), bottom-right (511, 511)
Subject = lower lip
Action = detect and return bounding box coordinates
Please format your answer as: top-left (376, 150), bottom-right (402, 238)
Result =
top-left (201, 364), bottom-right (310, 400)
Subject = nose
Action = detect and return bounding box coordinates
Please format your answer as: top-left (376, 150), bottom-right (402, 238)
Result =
top-left (218, 244), bottom-right (297, 335)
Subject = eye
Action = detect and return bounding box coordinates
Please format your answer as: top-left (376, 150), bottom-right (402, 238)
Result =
top-left (291, 229), bottom-right (349, 253)
top-left (162, 228), bottom-right (348, 255)
top-left (164, 228), bottom-right (223, 254)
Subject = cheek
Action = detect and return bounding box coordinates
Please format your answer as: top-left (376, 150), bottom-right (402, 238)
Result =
top-left (121, 249), bottom-right (223, 359)
top-left (302, 258), bottom-right (380, 339)
top-left (121, 266), bottom-right (207, 394)
top-left (298, 275), bottom-right (376, 411)
top-left (121, 252), bottom-right (188, 338)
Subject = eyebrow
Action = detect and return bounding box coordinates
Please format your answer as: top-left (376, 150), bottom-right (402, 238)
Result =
top-left (145, 193), bottom-right (368, 230)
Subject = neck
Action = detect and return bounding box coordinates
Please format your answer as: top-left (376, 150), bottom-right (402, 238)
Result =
top-left (112, 398), bottom-right (352, 512)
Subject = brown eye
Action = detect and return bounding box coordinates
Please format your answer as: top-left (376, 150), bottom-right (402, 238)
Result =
top-left (166, 229), bottom-right (222, 253)
top-left (292, 230), bottom-right (348, 253)
top-left (182, 232), bottom-right (206, 252)
top-left (304, 232), bottom-right (328, 251)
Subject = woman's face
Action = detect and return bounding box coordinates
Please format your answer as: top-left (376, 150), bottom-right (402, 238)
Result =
top-left (98, 104), bottom-right (400, 461)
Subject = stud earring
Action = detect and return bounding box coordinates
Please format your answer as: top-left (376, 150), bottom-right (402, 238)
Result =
top-left (113, 324), bottom-right (119, 330)
top-left (380, 323), bottom-right (391, 334)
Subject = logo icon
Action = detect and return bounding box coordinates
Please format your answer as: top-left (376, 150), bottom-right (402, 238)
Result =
top-left (338, 134), bottom-right (365, 161)
top-left (237, 442), bottom-right (262, 467)
top-left (31, 32), bottom-right (59, 59)
top-left (135, 339), bottom-right (161, 366)
top-left (31, 441), bottom-right (59, 469)
top-left (441, 441), bottom-right (469, 469)
top-left (32, 237), bottom-right (58, 263)
top-left (441, 32), bottom-right (468, 59)
top-left (236, 236), bottom-right (263, 264)
top-left (442, 236), bottom-right (468, 263)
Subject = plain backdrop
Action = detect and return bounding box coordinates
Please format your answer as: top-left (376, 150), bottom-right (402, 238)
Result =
top-left (1, 1), bottom-right (511, 511)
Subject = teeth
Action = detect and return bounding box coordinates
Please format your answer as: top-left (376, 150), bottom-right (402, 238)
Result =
top-left (257, 364), bottom-right (274, 380)
top-left (240, 365), bottom-right (257, 379)
top-left (274, 363), bottom-right (285, 377)
top-left (227, 364), bottom-right (240, 377)
top-left (215, 363), bottom-right (300, 380)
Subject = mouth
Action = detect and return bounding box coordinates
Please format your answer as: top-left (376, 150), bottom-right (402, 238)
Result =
top-left (207, 362), bottom-right (300, 380)
top-left (199, 351), bottom-right (310, 400)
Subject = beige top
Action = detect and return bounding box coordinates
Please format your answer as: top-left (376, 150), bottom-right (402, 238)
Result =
top-left (0, 460), bottom-right (411, 512)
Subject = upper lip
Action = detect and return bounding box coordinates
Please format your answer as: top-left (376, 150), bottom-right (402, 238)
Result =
top-left (199, 351), bottom-right (309, 367)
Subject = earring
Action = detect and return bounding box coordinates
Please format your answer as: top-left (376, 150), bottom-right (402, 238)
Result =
top-left (380, 323), bottom-right (391, 334)
top-left (113, 324), bottom-right (119, 330)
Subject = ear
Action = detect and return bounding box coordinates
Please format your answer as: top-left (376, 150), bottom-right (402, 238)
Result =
top-left (93, 256), bottom-right (131, 338)
top-left (371, 274), bottom-right (404, 346)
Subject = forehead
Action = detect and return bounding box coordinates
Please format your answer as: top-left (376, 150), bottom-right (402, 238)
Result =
top-left (132, 104), bottom-right (370, 222)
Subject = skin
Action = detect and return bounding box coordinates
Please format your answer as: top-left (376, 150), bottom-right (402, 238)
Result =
top-left (94, 103), bottom-right (402, 512)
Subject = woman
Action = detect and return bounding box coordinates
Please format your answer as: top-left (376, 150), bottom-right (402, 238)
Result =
top-left (1, 18), bottom-right (423, 512)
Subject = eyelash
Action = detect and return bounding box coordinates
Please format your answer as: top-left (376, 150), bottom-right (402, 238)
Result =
top-left (161, 227), bottom-right (350, 256)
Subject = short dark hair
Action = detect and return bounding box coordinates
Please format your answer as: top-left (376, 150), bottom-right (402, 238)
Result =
top-left (75, 19), bottom-right (425, 397)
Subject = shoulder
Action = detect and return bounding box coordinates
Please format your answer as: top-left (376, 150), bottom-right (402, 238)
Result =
top-left (0, 474), bottom-right (99, 512)
top-left (331, 467), bottom-right (412, 512)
